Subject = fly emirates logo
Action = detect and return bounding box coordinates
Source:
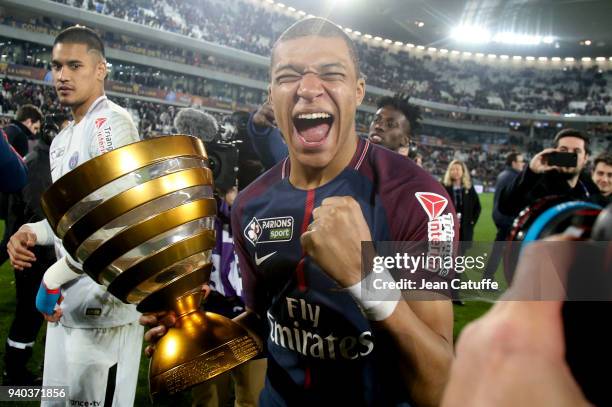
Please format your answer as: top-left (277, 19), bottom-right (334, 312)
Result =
top-left (267, 297), bottom-right (374, 360)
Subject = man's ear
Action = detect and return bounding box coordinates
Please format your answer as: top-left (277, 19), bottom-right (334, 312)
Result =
top-left (267, 85), bottom-right (272, 105)
top-left (356, 77), bottom-right (366, 107)
top-left (97, 58), bottom-right (108, 81)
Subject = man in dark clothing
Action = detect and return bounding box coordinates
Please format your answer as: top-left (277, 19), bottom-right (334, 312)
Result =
top-left (482, 152), bottom-right (525, 280)
top-left (3, 104), bottom-right (43, 157)
top-left (0, 132), bottom-right (26, 193)
top-left (2, 115), bottom-right (65, 385)
top-left (246, 101), bottom-right (286, 169)
top-left (0, 104), bottom-right (43, 247)
top-left (499, 129), bottom-right (600, 218)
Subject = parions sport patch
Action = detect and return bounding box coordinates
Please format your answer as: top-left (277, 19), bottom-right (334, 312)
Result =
top-left (244, 216), bottom-right (294, 246)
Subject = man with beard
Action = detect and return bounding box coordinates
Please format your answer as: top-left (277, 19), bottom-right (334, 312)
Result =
top-left (499, 129), bottom-right (599, 217)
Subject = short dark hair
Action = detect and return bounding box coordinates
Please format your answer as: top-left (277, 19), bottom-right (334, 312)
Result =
top-left (376, 92), bottom-right (421, 134)
top-left (553, 128), bottom-right (590, 154)
top-left (593, 152), bottom-right (612, 168)
top-left (15, 104), bottom-right (43, 124)
top-left (272, 17), bottom-right (360, 78)
top-left (54, 25), bottom-right (105, 58)
top-left (505, 152), bottom-right (522, 166)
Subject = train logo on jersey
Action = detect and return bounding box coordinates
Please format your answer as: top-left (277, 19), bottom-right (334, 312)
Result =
top-left (94, 117), bottom-right (107, 129)
top-left (244, 216), bottom-right (294, 246)
top-left (415, 192), bottom-right (454, 275)
top-left (415, 192), bottom-right (454, 241)
top-left (415, 192), bottom-right (448, 221)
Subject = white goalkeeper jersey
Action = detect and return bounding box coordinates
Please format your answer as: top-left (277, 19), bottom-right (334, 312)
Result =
top-left (43, 95), bottom-right (141, 328)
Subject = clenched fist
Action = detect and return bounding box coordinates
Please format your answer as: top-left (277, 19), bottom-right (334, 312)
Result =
top-left (300, 196), bottom-right (372, 287)
top-left (252, 101), bottom-right (276, 129)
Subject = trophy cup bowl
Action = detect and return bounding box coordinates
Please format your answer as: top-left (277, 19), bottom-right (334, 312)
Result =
top-left (40, 135), bottom-right (259, 397)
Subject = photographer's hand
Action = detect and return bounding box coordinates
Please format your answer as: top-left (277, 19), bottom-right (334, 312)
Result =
top-left (442, 237), bottom-right (590, 407)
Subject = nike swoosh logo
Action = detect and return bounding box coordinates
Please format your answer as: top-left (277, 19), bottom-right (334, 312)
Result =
top-left (255, 251), bottom-right (277, 266)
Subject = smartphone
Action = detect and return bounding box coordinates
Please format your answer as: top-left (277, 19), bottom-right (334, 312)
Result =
top-left (546, 151), bottom-right (577, 167)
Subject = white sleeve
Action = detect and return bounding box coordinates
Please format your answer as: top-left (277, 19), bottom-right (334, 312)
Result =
top-left (25, 219), bottom-right (55, 246)
top-left (89, 109), bottom-right (141, 157)
top-left (43, 257), bottom-right (82, 290)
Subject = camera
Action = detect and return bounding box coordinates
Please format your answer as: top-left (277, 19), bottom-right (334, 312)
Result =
top-left (40, 113), bottom-right (69, 145)
top-left (545, 151), bottom-right (578, 167)
top-left (174, 108), bottom-right (266, 193)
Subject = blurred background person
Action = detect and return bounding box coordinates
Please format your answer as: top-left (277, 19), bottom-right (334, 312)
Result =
top-left (443, 159), bottom-right (481, 253)
top-left (246, 100), bottom-right (285, 170)
top-left (591, 152), bottom-right (612, 206)
top-left (482, 152), bottom-right (525, 281)
top-left (409, 151), bottom-right (423, 167)
top-left (499, 129), bottom-right (599, 217)
top-left (0, 131), bottom-right (27, 193)
top-left (368, 92), bottom-right (421, 157)
top-left (1, 113), bottom-right (68, 385)
top-left (1, 104), bottom-right (43, 157)
top-left (0, 104), bottom-right (43, 261)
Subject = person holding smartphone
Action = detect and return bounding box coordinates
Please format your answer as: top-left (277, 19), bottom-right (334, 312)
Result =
top-left (499, 129), bottom-right (599, 217)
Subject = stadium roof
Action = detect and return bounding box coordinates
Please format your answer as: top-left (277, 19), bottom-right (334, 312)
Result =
top-left (278, 0), bottom-right (612, 58)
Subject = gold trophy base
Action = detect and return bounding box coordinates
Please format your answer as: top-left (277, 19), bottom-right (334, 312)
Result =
top-left (149, 308), bottom-right (260, 397)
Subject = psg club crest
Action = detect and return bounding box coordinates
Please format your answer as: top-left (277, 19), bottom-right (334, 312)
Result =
top-left (68, 151), bottom-right (79, 169)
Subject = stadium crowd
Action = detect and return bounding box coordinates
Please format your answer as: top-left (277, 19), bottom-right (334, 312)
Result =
top-left (39, 0), bottom-right (612, 115)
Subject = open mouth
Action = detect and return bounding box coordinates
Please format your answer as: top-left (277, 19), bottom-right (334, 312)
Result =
top-left (293, 112), bottom-right (334, 146)
top-left (368, 132), bottom-right (383, 144)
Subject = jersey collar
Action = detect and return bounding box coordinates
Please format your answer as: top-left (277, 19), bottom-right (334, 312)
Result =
top-left (281, 138), bottom-right (370, 180)
top-left (66, 95), bottom-right (108, 129)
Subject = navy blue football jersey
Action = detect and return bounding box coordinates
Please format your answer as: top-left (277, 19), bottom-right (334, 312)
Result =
top-left (232, 139), bottom-right (457, 406)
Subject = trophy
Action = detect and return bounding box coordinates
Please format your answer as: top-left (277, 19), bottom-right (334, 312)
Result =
top-left (40, 135), bottom-right (259, 397)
